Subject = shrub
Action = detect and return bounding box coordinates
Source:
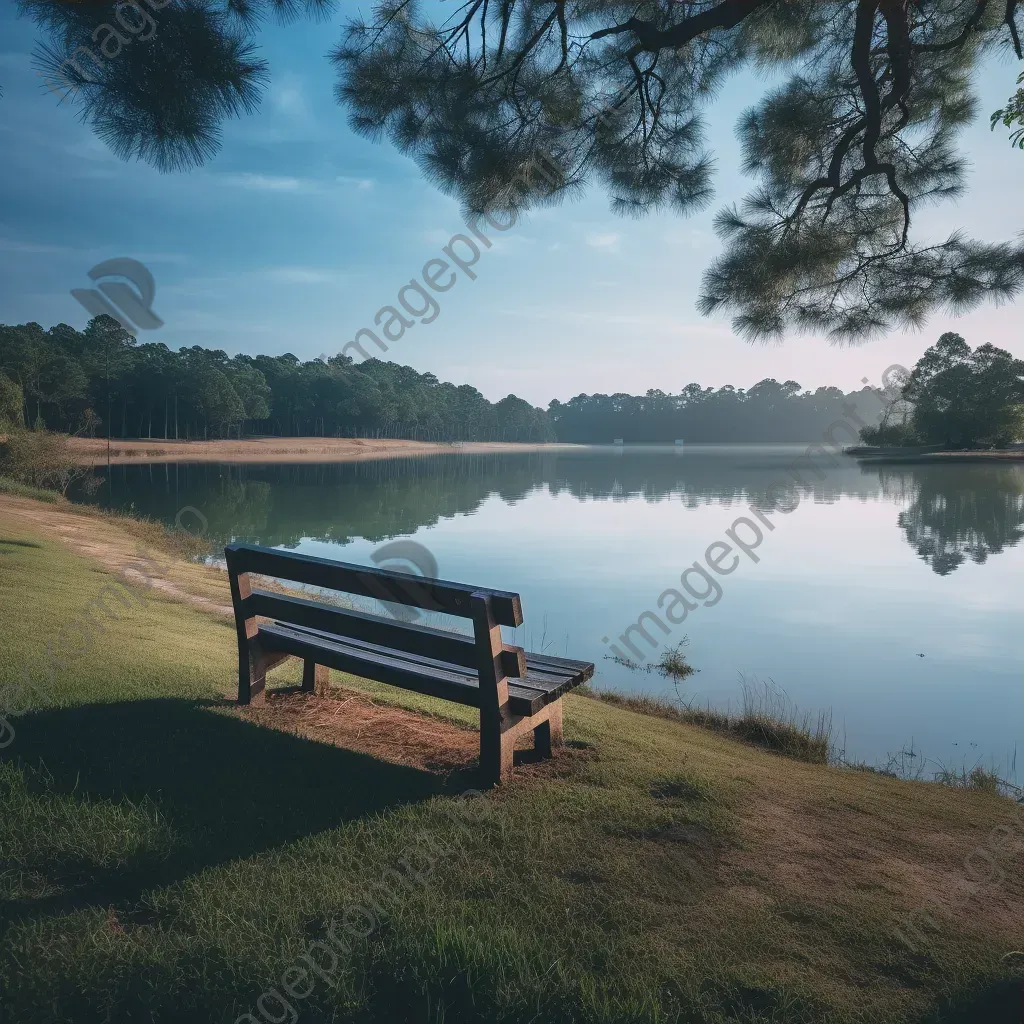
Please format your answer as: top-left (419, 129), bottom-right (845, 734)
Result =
top-left (0, 374), bottom-right (23, 434)
top-left (858, 422), bottom-right (920, 446)
top-left (0, 476), bottom-right (61, 503)
top-left (0, 430), bottom-right (89, 496)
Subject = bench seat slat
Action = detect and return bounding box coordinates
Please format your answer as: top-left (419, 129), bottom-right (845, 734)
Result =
top-left (258, 622), bottom-right (501, 710)
top-left (246, 590), bottom-right (525, 677)
top-left (279, 621), bottom-right (590, 693)
top-left (258, 622), bottom-right (591, 716)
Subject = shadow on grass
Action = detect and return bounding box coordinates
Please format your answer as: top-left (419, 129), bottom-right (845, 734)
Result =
top-left (0, 537), bottom-right (43, 549)
top-left (1, 697), bottom-right (450, 921)
top-left (927, 977), bottom-right (1023, 1023)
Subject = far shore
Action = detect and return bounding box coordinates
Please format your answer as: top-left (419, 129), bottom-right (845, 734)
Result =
top-left (852, 449), bottom-right (1024, 464)
top-left (68, 436), bottom-right (583, 465)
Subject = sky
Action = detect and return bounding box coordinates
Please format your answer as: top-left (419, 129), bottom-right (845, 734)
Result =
top-left (0, 3), bottom-right (1022, 408)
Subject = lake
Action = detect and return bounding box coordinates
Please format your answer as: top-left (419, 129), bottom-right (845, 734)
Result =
top-left (71, 445), bottom-right (1024, 779)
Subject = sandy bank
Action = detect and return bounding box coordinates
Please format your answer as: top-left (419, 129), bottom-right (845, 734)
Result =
top-left (68, 436), bottom-right (580, 465)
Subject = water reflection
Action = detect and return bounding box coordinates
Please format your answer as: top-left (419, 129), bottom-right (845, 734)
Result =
top-left (73, 446), bottom-right (888, 549)
top-left (885, 465), bottom-right (1024, 575)
top-left (71, 450), bottom-right (1024, 578)
top-left (66, 447), bottom-right (1024, 770)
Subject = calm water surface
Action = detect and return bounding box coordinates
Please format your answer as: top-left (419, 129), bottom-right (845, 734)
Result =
top-left (72, 445), bottom-right (1024, 777)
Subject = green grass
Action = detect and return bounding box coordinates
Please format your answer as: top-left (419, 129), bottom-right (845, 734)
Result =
top-left (1, 516), bottom-right (1022, 1023)
top-left (580, 676), bottom-right (832, 765)
top-left (0, 475), bottom-right (61, 503)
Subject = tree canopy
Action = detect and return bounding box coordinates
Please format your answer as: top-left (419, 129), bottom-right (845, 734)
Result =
top-left (0, 317), bottom-right (554, 442)
top-left (861, 331), bottom-right (1024, 445)
top-left (17, 0), bottom-right (1024, 342)
top-left (991, 68), bottom-right (1024, 145)
top-left (2, 316), bottom-right (898, 443)
top-left (549, 379), bottom-right (876, 442)
top-left (903, 331), bottom-right (1024, 445)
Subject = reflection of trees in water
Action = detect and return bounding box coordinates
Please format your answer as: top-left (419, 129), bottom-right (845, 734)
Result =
top-left (883, 465), bottom-right (1024, 575)
top-left (75, 449), bottom-right (888, 550)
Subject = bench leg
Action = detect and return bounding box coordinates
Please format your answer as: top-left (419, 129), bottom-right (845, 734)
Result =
top-left (482, 701), bottom-right (565, 783)
top-left (533, 701), bottom-right (563, 760)
top-left (239, 650), bottom-right (267, 706)
top-left (480, 708), bottom-right (516, 786)
top-left (302, 661), bottom-right (330, 696)
top-left (547, 700), bottom-right (564, 748)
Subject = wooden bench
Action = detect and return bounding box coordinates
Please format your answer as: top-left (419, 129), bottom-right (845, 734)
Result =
top-left (224, 543), bottom-right (594, 784)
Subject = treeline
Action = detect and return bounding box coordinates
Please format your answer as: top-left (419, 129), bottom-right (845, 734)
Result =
top-left (859, 334), bottom-right (1024, 448)
top-left (549, 381), bottom-right (880, 443)
top-left (1, 316), bottom-right (898, 445)
top-left (0, 317), bottom-right (554, 443)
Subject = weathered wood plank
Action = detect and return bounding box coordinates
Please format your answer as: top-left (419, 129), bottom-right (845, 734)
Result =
top-left (246, 590), bottom-right (525, 678)
top-left (226, 543), bottom-right (523, 626)
top-left (226, 543), bottom-right (595, 784)
top-left (257, 623), bottom-right (549, 716)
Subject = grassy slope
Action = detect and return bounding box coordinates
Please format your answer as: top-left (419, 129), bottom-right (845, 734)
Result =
top-left (1, 512), bottom-right (1022, 1023)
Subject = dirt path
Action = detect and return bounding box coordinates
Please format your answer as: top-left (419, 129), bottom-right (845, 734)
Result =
top-left (0, 494), bottom-right (232, 617)
top-left (0, 492), bottom-right (493, 772)
top-left (69, 436), bottom-right (580, 465)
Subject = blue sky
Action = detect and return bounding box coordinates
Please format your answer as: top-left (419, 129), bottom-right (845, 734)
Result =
top-left (1, 4), bottom-right (1021, 406)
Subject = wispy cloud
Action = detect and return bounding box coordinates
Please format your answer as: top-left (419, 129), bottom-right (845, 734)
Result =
top-left (0, 237), bottom-right (79, 256)
top-left (495, 305), bottom-right (733, 339)
top-left (336, 175), bottom-right (375, 190)
top-left (218, 172), bottom-right (375, 196)
top-left (423, 228), bottom-right (455, 245)
top-left (219, 172), bottom-right (314, 193)
top-left (585, 231), bottom-right (620, 251)
top-left (261, 266), bottom-right (349, 285)
top-left (663, 227), bottom-right (715, 250)
top-left (164, 265), bottom-right (351, 298)
top-left (271, 75), bottom-right (309, 120)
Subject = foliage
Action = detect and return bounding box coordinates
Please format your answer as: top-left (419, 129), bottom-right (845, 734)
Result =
top-left (580, 676), bottom-right (831, 764)
top-left (0, 373), bottom-right (22, 433)
top-left (903, 332), bottom-right (1024, 446)
top-left (858, 421), bottom-right (921, 446)
top-left (0, 475), bottom-right (61, 503)
top-left (17, 0), bottom-right (1024, 341)
top-left (991, 70), bottom-right (1024, 147)
top-left (0, 429), bottom-right (90, 495)
top-left (552, 378), bottom-right (873, 442)
top-left (0, 316), bottom-right (554, 443)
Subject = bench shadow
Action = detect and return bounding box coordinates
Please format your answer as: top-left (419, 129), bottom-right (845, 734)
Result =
top-left (2, 697), bottom-right (449, 922)
top-left (926, 978), bottom-right (1024, 1024)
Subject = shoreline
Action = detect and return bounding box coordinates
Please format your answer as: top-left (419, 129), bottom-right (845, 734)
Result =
top-left (68, 436), bottom-right (583, 465)
top-left (853, 450), bottom-right (1024, 464)
top-left (2, 488), bottom-right (1023, 1024)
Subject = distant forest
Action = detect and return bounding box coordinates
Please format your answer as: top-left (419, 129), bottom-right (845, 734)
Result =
top-left (1, 317), bottom-right (882, 443)
top-left (0, 318), bottom-right (553, 443)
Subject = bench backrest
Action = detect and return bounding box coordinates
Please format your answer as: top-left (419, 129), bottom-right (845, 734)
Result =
top-left (225, 543), bottom-right (523, 625)
top-left (224, 543), bottom-right (527, 683)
